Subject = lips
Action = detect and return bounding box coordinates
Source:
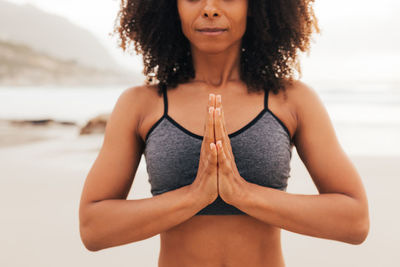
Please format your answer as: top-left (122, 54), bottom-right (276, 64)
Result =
top-left (197, 28), bottom-right (227, 32)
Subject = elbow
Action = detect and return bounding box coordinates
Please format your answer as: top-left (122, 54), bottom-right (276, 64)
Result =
top-left (82, 239), bottom-right (99, 252)
top-left (79, 205), bottom-right (102, 252)
top-left (84, 242), bottom-right (101, 252)
top-left (80, 223), bottom-right (103, 252)
top-left (346, 209), bottom-right (370, 245)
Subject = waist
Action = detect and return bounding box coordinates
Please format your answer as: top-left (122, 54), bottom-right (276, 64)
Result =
top-left (159, 214), bottom-right (285, 267)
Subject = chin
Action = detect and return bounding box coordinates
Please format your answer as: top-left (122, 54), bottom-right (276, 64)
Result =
top-left (194, 43), bottom-right (231, 55)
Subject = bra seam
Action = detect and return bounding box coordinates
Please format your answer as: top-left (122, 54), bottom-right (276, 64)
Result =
top-left (146, 87), bottom-right (293, 144)
top-left (166, 115), bottom-right (203, 140)
top-left (265, 108), bottom-right (293, 142)
top-left (145, 110), bottom-right (292, 144)
top-left (265, 88), bottom-right (293, 143)
top-left (144, 114), bottom-right (167, 143)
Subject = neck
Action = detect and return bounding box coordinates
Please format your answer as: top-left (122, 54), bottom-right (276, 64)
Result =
top-left (190, 42), bottom-right (242, 89)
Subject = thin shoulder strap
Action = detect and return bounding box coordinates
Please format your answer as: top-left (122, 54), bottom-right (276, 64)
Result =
top-left (264, 88), bottom-right (270, 109)
top-left (162, 83), bottom-right (168, 116)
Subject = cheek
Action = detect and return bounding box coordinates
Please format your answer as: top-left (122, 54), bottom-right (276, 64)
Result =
top-left (233, 18), bottom-right (247, 37)
top-left (180, 21), bottom-right (194, 43)
top-left (177, 4), bottom-right (194, 39)
top-left (237, 7), bottom-right (248, 35)
top-left (226, 18), bottom-right (246, 42)
top-left (227, 5), bottom-right (248, 38)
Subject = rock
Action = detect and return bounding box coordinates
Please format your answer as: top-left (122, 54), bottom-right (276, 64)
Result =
top-left (79, 113), bottom-right (110, 135)
top-left (9, 119), bottom-right (54, 126)
top-left (8, 119), bottom-right (77, 126)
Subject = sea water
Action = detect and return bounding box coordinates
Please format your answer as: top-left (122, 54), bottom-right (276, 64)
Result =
top-left (0, 82), bottom-right (399, 156)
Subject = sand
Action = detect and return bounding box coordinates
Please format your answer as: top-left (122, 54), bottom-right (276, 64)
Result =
top-left (0, 122), bottom-right (398, 267)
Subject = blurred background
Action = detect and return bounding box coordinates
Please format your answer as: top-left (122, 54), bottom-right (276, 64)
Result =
top-left (0, 0), bottom-right (399, 266)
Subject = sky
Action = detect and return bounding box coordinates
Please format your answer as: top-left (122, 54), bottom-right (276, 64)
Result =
top-left (4, 0), bottom-right (143, 72)
top-left (3, 0), bottom-right (400, 83)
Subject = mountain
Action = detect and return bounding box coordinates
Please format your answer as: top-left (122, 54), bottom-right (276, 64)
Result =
top-left (0, 39), bottom-right (143, 86)
top-left (0, 0), bottom-right (121, 71)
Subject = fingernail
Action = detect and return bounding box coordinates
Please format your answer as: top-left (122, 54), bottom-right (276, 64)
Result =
top-left (217, 95), bottom-right (221, 103)
top-left (216, 108), bottom-right (220, 115)
top-left (209, 94), bottom-right (212, 101)
top-left (209, 107), bottom-right (213, 114)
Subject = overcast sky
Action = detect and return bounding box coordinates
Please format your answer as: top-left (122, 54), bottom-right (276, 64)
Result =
top-left (4, 0), bottom-right (143, 72)
top-left (4, 0), bottom-right (400, 82)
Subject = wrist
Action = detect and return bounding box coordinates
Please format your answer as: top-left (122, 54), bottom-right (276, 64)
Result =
top-left (229, 179), bottom-right (251, 209)
top-left (187, 183), bottom-right (214, 208)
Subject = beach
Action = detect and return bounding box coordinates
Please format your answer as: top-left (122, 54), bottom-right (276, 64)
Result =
top-left (1, 0), bottom-right (399, 264)
top-left (0, 119), bottom-right (398, 267)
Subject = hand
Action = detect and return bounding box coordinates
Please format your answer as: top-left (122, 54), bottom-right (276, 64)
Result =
top-left (214, 95), bottom-right (248, 205)
top-left (190, 94), bottom-right (218, 205)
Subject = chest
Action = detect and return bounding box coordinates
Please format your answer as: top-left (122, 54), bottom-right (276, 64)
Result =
top-left (144, 111), bottom-right (293, 196)
top-left (139, 86), bottom-right (295, 145)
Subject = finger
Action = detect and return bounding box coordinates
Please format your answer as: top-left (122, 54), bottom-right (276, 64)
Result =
top-left (209, 94), bottom-right (216, 142)
top-left (209, 142), bottom-right (217, 164)
top-left (220, 103), bottom-right (228, 137)
top-left (216, 140), bottom-right (227, 167)
top-left (209, 93), bottom-right (215, 112)
top-left (210, 94), bottom-right (216, 140)
top-left (217, 102), bottom-right (234, 163)
top-left (216, 95), bottom-right (233, 156)
top-left (216, 95), bottom-right (229, 138)
top-left (205, 106), bottom-right (215, 145)
top-left (220, 107), bottom-right (232, 161)
top-left (215, 107), bottom-right (223, 143)
top-left (215, 106), bottom-right (232, 161)
top-left (215, 95), bottom-right (227, 137)
top-left (201, 106), bottom-right (210, 153)
top-left (216, 94), bottom-right (222, 109)
top-left (204, 94), bottom-right (214, 133)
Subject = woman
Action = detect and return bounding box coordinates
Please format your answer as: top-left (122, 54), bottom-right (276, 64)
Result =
top-left (79, 0), bottom-right (370, 266)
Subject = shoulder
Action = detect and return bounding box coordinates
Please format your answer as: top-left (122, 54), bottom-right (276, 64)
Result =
top-left (119, 83), bottom-right (159, 103)
top-left (283, 79), bottom-right (326, 140)
top-left (284, 79), bottom-right (320, 107)
top-left (118, 84), bottom-right (161, 113)
top-left (110, 84), bottom-right (160, 133)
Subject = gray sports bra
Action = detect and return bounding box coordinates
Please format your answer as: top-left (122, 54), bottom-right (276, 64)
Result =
top-left (144, 85), bottom-right (294, 215)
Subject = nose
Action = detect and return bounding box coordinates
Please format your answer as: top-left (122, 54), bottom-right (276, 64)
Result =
top-left (202, 2), bottom-right (220, 18)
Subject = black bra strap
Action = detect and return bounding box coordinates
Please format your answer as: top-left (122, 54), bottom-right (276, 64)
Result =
top-left (162, 83), bottom-right (168, 116)
top-left (264, 88), bottom-right (269, 109)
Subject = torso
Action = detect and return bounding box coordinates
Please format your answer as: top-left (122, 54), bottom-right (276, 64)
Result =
top-left (137, 80), bottom-right (297, 267)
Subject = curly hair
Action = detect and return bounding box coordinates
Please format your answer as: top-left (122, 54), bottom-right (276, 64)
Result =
top-left (113, 0), bottom-right (320, 96)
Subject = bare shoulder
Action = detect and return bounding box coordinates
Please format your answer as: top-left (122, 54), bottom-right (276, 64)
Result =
top-left (282, 79), bottom-right (324, 140)
top-left (113, 84), bottom-right (160, 132)
top-left (118, 84), bottom-right (158, 110)
top-left (284, 79), bottom-right (320, 112)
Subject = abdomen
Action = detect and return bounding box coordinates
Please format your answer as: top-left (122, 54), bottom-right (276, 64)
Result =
top-left (158, 215), bottom-right (286, 267)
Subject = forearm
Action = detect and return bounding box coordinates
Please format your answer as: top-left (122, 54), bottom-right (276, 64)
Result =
top-left (79, 185), bottom-right (206, 251)
top-left (235, 182), bottom-right (369, 245)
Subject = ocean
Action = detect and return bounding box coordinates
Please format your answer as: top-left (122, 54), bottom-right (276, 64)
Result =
top-left (0, 82), bottom-right (399, 156)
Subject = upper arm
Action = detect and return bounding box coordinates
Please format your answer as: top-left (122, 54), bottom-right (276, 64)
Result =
top-left (79, 86), bottom-right (146, 207)
top-left (292, 82), bottom-right (368, 203)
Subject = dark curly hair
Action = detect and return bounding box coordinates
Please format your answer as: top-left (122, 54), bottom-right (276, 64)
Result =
top-left (113, 0), bottom-right (320, 96)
